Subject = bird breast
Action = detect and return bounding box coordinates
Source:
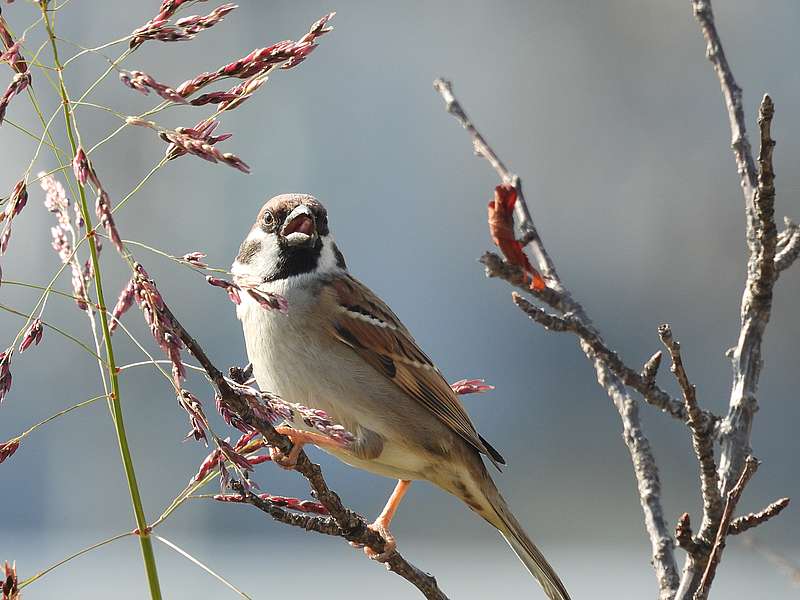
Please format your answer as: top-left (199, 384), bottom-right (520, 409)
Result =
top-left (236, 277), bottom-right (453, 480)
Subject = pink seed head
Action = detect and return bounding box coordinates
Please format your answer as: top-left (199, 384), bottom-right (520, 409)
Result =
top-left (72, 147), bottom-right (91, 186)
top-left (0, 348), bottom-right (12, 403)
top-left (19, 318), bottom-right (43, 352)
top-left (450, 379), bottom-right (495, 395)
top-left (182, 251), bottom-right (207, 268)
top-left (0, 438), bottom-right (19, 464)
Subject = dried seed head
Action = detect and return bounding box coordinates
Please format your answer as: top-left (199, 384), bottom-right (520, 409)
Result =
top-left (72, 146), bottom-right (91, 187)
top-left (125, 116), bottom-right (157, 129)
top-left (109, 278), bottom-right (136, 333)
top-left (178, 389), bottom-right (207, 444)
top-left (40, 172), bottom-right (69, 225)
top-left (0, 438), bottom-right (19, 464)
top-left (175, 13), bottom-right (334, 98)
top-left (130, 18), bottom-right (195, 48)
top-left (0, 34), bottom-right (24, 68)
top-left (213, 492), bottom-right (328, 515)
top-left (450, 378), bottom-right (494, 395)
top-left (0, 15), bottom-right (27, 73)
top-left (1, 560), bottom-right (18, 600)
top-left (159, 123), bottom-right (249, 173)
top-left (39, 172), bottom-right (91, 310)
top-left (0, 180), bottom-right (27, 255)
top-left (246, 288), bottom-right (288, 313)
top-left (192, 446), bottom-right (222, 483)
top-left (19, 318), bottom-right (43, 352)
top-left (0, 71), bottom-right (30, 125)
top-left (206, 275), bottom-right (240, 304)
top-left (0, 348), bottom-right (12, 403)
top-left (95, 189), bottom-right (123, 253)
top-left (181, 251), bottom-right (207, 268)
top-left (119, 70), bottom-right (187, 104)
top-left (175, 3), bottom-right (237, 34)
top-left (133, 263), bottom-right (185, 385)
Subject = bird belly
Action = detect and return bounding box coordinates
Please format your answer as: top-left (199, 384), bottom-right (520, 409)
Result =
top-left (237, 286), bottom-right (445, 480)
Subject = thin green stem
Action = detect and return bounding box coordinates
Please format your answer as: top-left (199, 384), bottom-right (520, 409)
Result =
top-left (16, 394), bottom-right (107, 440)
top-left (19, 531), bottom-right (133, 589)
top-left (3, 118), bottom-right (61, 151)
top-left (122, 238), bottom-right (230, 274)
top-left (41, 7), bottom-right (162, 599)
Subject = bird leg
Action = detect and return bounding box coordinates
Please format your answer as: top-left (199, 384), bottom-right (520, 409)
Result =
top-left (269, 426), bottom-right (346, 470)
top-left (359, 479), bottom-right (411, 562)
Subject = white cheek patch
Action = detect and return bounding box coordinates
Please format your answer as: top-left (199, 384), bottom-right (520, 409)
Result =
top-left (232, 227), bottom-right (280, 283)
top-left (316, 234), bottom-right (342, 274)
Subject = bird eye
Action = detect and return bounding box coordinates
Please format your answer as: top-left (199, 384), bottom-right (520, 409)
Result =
top-left (263, 210), bottom-right (276, 231)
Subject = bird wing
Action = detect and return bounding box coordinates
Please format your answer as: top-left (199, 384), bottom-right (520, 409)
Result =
top-left (321, 274), bottom-right (505, 468)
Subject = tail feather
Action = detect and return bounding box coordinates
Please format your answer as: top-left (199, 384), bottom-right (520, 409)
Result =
top-left (498, 512), bottom-right (571, 600)
top-left (476, 477), bottom-right (571, 600)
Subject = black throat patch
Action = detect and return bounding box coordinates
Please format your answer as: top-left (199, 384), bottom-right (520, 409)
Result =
top-left (264, 237), bottom-right (324, 282)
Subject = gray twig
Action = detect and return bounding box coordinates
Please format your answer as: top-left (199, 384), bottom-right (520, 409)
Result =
top-left (691, 0), bottom-right (757, 220)
top-left (673, 3), bottom-right (791, 598)
top-left (728, 497), bottom-right (790, 535)
top-left (510, 287), bottom-right (714, 431)
top-left (694, 456), bottom-right (760, 600)
top-left (658, 324), bottom-right (722, 544)
top-left (716, 94), bottom-right (777, 496)
top-left (438, 82), bottom-right (680, 598)
top-left (434, 78), bottom-right (554, 278)
top-left (228, 483), bottom-right (448, 600)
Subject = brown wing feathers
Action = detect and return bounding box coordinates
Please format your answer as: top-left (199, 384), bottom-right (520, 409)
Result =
top-left (323, 275), bottom-right (505, 467)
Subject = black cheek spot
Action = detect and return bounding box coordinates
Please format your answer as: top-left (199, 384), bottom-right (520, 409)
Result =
top-left (332, 243), bottom-right (347, 269)
top-left (236, 239), bottom-right (261, 264)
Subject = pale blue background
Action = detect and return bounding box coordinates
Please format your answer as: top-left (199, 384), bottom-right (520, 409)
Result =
top-left (0, 1), bottom-right (798, 598)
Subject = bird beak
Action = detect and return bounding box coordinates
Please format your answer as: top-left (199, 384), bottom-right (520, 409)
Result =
top-left (281, 204), bottom-right (318, 247)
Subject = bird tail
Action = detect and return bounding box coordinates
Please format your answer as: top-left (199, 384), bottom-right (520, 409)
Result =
top-left (467, 472), bottom-right (572, 600)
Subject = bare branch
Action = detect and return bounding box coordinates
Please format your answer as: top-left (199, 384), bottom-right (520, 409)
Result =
top-left (728, 497), bottom-right (790, 535)
top-left (691, 0), bottom-right (757, 217)
top-left (440, 84), bottom-right (680, 597)
top-left (682, 2), bottom-right (789, 597)
top-left (228, 483), bottom-right (449, 600)
top-left (695, 456), bottom-right (760, 600)
top-left (510, 287), bottom-right (714, 430)
top-left (717, 94), bottom-right (778, 499)
top-left (434, 78), bottom-right (555, 279)
top-left (658, 324), bottom-right (722, 542)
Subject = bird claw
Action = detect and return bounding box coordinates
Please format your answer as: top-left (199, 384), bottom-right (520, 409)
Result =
top-left (268, 443), bottom-right (302, 470)
top-left (363, 521), bottom-right (396, 563)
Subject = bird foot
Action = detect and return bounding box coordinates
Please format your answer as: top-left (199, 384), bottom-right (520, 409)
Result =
top-left (269, 426), bottom-right (346, 470)
top-left (362, 520), bottom-right (396, 563)
top-left (269, 443), bottom-right (303, 470)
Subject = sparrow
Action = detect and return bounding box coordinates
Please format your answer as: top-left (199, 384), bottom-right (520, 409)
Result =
top-left (232, 193), bottom-right (571, 600)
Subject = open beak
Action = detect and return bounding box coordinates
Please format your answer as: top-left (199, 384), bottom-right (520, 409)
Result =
top-left (281, 204), bottom-right (318, 247)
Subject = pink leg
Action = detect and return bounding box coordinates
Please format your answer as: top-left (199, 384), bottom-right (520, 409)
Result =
top-left (363, 479), bottom-right (411, 562)
top-left (269, 426), bottom-right (346, 470)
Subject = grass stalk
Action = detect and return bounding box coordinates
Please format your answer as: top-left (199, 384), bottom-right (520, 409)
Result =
top-left (40, 5), bottom-right (163, 599)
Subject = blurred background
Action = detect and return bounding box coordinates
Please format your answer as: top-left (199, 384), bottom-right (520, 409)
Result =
top-left (1, 1), bottom-right (798, 598)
